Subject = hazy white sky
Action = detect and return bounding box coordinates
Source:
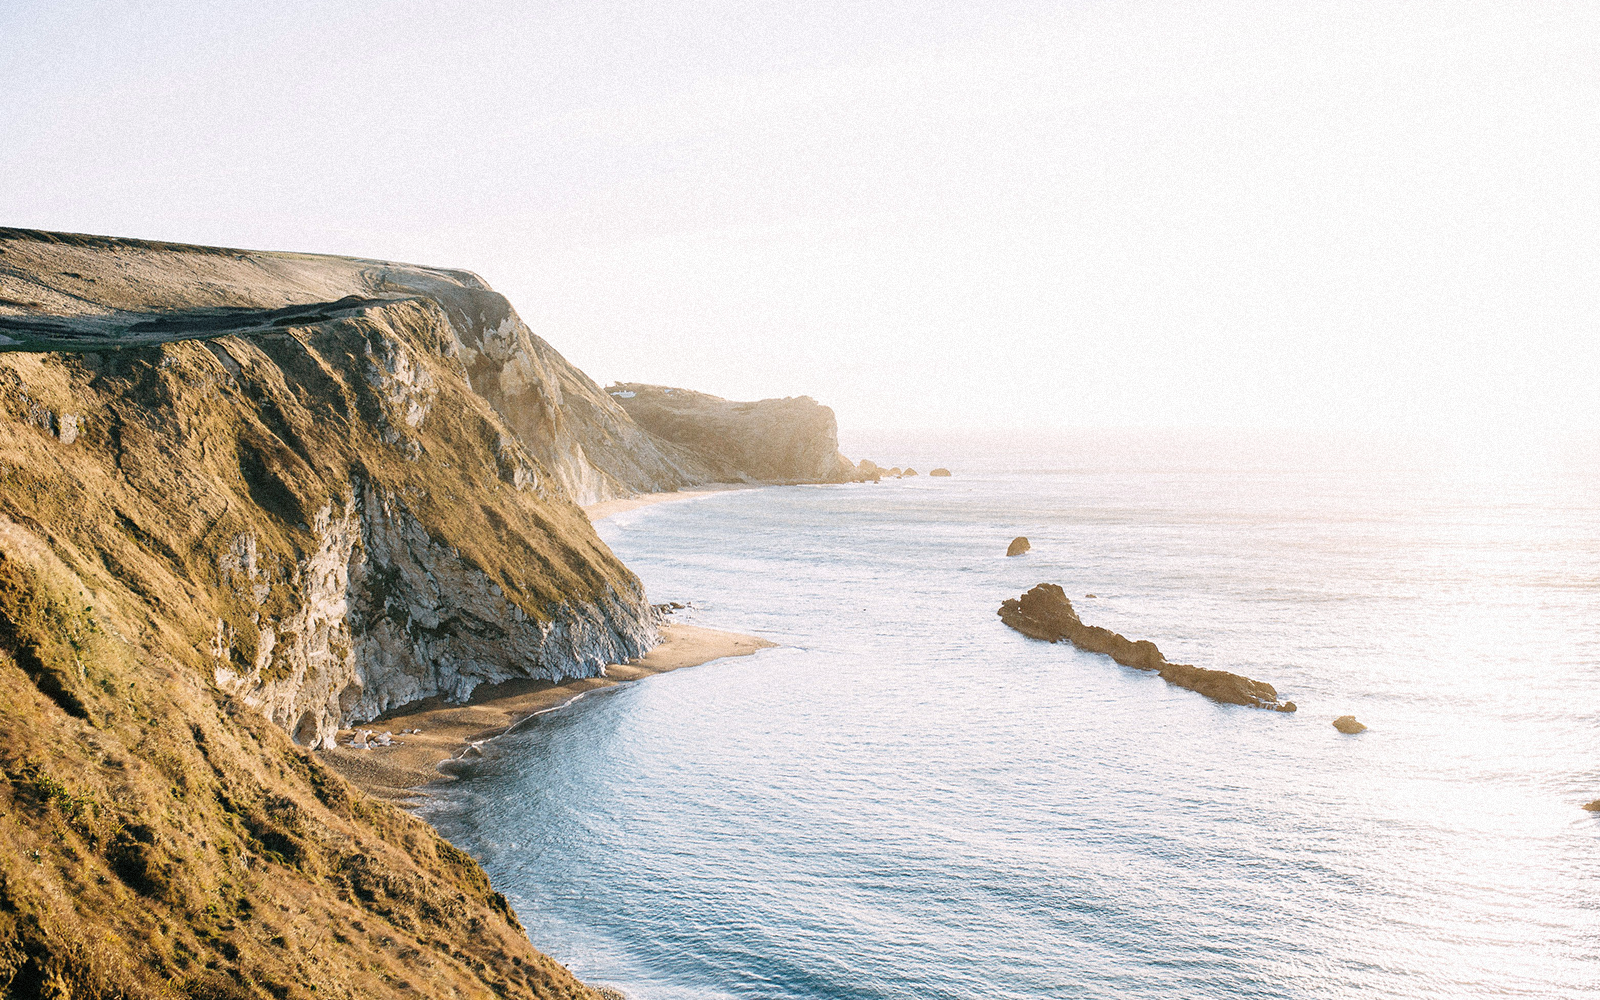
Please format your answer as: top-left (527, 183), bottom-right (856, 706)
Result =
top-left (3, 1), bottom-right (1596, 434)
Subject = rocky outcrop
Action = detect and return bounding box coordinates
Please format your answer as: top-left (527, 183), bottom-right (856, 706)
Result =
top-left (930, 468), bottom-right (951, 477)
top-left (1333, 715), bottom-right (1367, 734)
top-left (608, 382), bottom-right (858, 484)
top-left (1007, 536), bottom-right (1031, 556)
top-left (998, 583), bottom-right (1296, 711)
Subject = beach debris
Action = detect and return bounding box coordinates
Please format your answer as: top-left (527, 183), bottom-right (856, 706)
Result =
top-left (998, 583), bottom-right (1296, 712)
top-left (1333, 715), bottom-right (1367, 734)
top-left (1007, 536), bottom-right (1031, 556)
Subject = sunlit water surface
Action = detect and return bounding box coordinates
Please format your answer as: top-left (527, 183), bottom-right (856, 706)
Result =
top-left (422, 435), bottom-right (1600, 999)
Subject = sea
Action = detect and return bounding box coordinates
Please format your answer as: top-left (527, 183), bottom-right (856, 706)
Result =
top-left (420, 430), bottom-right (1600, 999)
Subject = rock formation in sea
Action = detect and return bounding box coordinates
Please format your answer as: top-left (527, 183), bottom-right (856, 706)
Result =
top-left (998, 583), bottom-right (1296, 711)
top-left (1333, 715), bottom-right (1368, 734)
top-left (607, 382), bottom-right (858, 484)
top-left (930, 467), bottom-right (951, 476)
top-left (1007, 536), bottom-right (1031, 556)
top-left (0, 226), bottom-right (854, 998)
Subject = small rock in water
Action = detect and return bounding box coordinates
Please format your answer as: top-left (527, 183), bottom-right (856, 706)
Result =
top-left (1085, 593), bottom-right (1098, 598)
top-left (1582, 799), bottom-right (1600, 813)
top-left (1006, 536), bottom-right (1031, 557)
top-left (1332, 715), bottom-right (1367, 734)
top-left (929, 468), bottom-right (952, 477)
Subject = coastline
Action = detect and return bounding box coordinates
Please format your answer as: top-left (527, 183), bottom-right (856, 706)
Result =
top-left (583, 482), bottom-right (765, 522)
top-left (320, 622), bottom-right (775, 802)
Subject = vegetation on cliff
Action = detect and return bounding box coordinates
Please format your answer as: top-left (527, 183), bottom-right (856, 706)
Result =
top-left (0, 229), bottom-right (691, 998)
top-left (606, 382), bottom-right (858, 484)
top-left (0, 523), bottom-right (602, 999)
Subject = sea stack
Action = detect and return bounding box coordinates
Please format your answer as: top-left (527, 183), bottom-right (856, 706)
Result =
top-left (1333, 715), bottom-right (1367, 734)
top-left (1006, 536), bottom-right (1031, 556)
top-left (997, 583), bottom-right (1296, 712)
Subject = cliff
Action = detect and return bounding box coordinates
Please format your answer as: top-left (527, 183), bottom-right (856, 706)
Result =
top-left (606, 382), bottom-right (858, 484)
top-left (0, 228), bottom-right (664, 750)
top-left (0, 228), bottom-right (727, 998)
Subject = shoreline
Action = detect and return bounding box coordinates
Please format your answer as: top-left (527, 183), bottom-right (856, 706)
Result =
top-left (583, 482), bottom-right (766, 522)
top-left (320, 622), bottom-right (775, 802)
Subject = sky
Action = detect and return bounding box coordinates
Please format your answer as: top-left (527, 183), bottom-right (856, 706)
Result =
top-left (2, 1), bottom-right (1597, 436)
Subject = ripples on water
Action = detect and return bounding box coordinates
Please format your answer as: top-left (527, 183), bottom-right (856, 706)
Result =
top-left (423, 435), bottom-right (1600, 999)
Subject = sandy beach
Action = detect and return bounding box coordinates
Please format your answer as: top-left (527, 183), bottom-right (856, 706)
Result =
top-left (320, 485), bottom-right (775, 801)
top-left (320, 622), bottom-right (775, 801)
top-left (583, 483), bottom-right (765, 522)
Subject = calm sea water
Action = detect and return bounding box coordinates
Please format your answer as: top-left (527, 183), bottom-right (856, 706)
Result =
top-left (422, 432), bottom-right (1600, 999)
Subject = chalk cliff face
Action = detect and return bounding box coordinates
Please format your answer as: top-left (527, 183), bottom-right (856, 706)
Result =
top-left (607, 382), bottom-right (858, 484)
top-left (0, 229), bottom-right (680, 1000)
top-left (0, 228), bottom-right (663, 752)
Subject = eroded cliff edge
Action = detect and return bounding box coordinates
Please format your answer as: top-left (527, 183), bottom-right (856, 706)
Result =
top-left (608, 382), bottom-right (858, 484)
top-left (0, 229), bottom-right (671, 753)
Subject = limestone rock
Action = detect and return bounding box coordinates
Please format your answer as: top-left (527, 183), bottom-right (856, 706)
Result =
top-left (0, 227), bottom-right (659, 750)
top-left (1583, 800), bottom-right (1600, 813)
top-left (1007, 536), bottom-right (1031, 556)
top-left (1333, 715), bottom-right (1367, 734)
top-left (903, 468), bottom-right (918, 476)
top-left (930, 468), bottom-right (951, 476)
top-left (997, 583), bottom-right (1295, 712)
top-left (608, 382), bottom-right (858, 484)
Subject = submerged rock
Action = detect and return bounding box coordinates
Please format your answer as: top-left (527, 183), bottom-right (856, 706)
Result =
top-left (997, 583), bottom-right (1295, 712)
top-left (1332, 715), bottom-right (1367, 734)
top-left (1007, 536), bottom-right (1031, 556)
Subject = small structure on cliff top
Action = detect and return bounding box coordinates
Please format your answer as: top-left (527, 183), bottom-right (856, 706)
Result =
top-left (1006, 536), bottom-right (1031, 556)
top-left (998, 583), bottom-right (1296, 712)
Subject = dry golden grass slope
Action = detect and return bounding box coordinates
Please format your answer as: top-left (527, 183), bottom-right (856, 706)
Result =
top-left (0, 230), bottom-right (671, 998)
